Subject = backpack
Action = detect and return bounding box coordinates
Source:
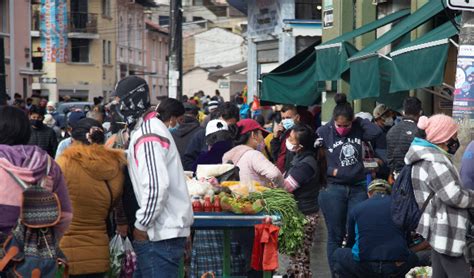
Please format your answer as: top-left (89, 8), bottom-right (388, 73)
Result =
top-left (391, 164), bottom-right (434, 232)
top-left (0, 158), bottom-right (68, 278)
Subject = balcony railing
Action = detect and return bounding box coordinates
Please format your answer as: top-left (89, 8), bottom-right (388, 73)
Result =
top-left (68, 12), bottom-right (98, 33)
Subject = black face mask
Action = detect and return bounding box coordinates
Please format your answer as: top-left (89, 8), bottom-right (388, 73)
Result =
top-left (30, 119), bottom-right (43, 129)
top-left (447, 138), bottom-right (460, 155)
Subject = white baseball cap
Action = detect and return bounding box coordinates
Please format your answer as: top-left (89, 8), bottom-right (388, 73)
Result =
top-left (206, 119), bottom-right (228, 136)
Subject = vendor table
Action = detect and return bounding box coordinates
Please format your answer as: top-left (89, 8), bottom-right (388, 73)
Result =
top-left (181, 212), bottom-right (280, 278)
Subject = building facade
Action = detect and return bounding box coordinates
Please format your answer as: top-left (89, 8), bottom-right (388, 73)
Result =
top-left (144, 20), bottom-right (169, 100)
top-left (1, 0), bottom-right (37, 100)
top-left (245, 0), bottom-right (323, 103)
top-left (30, 0), bottom-right (117, 102)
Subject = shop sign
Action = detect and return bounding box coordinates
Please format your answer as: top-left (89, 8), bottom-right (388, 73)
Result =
top-left (453, 45), bottom-right (474, 121)
top-left (447, 0), bottom-right (474, 11)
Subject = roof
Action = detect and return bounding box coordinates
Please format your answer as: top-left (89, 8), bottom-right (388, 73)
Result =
top-left (145, 20), bottom-right (169, 34)
top-left (227, 0), bottom-right (247, 15)
top-left (208, 61), bottom-right (247, 81)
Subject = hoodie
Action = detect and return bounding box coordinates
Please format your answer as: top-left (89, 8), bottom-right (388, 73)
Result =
top-left (317, 117), bottom-right (381, 186)
top-left (460, 140), bottom-right (474, 190)
top-left (405, 138), bottom-right (474, 256)
top-left (56, 143), bottom-right (126, 275)
top-left (172, 117), bottom-right (204, 160)
top-left (0, 145), bottom-right (72, 238)
top-left (222, 145), bottom-right (284, 187)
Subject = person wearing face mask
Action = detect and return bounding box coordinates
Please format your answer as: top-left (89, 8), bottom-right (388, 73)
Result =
top-left (114, 76), bottom-right (193, 277)
top-left (156, 97), bottom-right (185, 132)
top-left (282, 124), bottom-right (324, 277)
top-left (316, 93), bottom-right (382, 275)
top-left (405, 114), bottom-right (474, 278)
top-left (223, 119), bottom-right (284, 188)
top-left (191, 119), bottom-right (233, 172)
top-left (371, 104), bottom-right (392, 179)
top-left (56, 118), bottom-right (127, 277)
top-left (27, 106), bottom-right (58, 157)
top-left (270, 105), bottom-right (301, 173)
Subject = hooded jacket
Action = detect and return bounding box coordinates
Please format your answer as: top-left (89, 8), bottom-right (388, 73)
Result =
top-left (172, 117), bottom-right (203, 161)
top-left (223, 145), bottom-right (284, 187)
top-left (317, 118), bottom-right (381, 186)
top-left (57, 143), bottom-right (126, 275)
top-left (28, 125), bottom-right (58, 157)
top-left (128, 111), bottom-right (193, 241)
top-left (460, 140), bottom-right (474, 191)
top-left (0, 145), bottom-right (72, 237)
top-left (405, 138), bottom-right (474, 257)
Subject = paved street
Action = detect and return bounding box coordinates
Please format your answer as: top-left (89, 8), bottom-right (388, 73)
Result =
top-left (277, 215), bottom-right (331, 277)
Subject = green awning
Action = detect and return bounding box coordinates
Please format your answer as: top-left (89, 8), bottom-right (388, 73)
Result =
top-left (260, 43), bottom-right (323, 106)
top-left (349, 0), bottom-right (445, 100)
top-left (389, 19), bottom-right (459, 93)
top-left (315, 9), bottom-right (410, 81)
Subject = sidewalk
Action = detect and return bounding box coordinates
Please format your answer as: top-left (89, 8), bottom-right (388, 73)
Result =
top-left (277, 215), bottom-right (331, 277)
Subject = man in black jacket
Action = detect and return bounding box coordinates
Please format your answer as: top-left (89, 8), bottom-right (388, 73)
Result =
top-left (172, 103), bottom-right (203, 163)
top-left (386, 97), bottom-right (422, 178)
top-left (28, 106), bottom-right (58, 157)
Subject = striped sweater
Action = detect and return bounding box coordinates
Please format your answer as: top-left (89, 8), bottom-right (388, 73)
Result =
top-left (127, 112), bottom-right (193, 241)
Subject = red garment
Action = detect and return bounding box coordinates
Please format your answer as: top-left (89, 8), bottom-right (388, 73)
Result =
top-left (276, 132), bottom-right (290, 172)
top-left (251, 224), bottom-right (280, 271)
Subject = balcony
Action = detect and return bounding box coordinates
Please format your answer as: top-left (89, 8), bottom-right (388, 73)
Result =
top-left (68, 12), bottom-right (99, 39)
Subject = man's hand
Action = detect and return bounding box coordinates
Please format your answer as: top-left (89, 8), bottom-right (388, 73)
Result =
top-left (273, 124), bottom-right (285, 138)
top-left (133, 228), bottom-right (149, 241)
top-left (116, 224), bottom-right (129, 237)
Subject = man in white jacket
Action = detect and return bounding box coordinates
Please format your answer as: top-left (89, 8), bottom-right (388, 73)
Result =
top-left (114, 76), bottom-right (193, 277)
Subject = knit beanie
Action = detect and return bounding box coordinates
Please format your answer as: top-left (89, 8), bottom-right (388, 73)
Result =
top-left (417, 114), bottom-right (458, 144)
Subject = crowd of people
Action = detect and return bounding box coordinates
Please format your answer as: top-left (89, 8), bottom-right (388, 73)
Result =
top-left (0, 75), bottom-right (474, 278)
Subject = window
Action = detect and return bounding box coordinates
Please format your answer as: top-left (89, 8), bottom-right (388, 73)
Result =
top-left (120, 47), bottom-right (124, 58)
top-left (295, 0), bottom-right (322, 20)
top-left (159, 16), bottom-right (170, 26)
top-left (107, 41), bottom-right (111, 64)
top-left (71, 39), bottom-right (90, 63)
top-left (101, 0), bottom-right (111, 17)
top-left (23, 78), bottom-right (27, 99)
top-left (0, 0), bottom-right (7, 33)
top-left (102, 40), bottom-right (106, 64)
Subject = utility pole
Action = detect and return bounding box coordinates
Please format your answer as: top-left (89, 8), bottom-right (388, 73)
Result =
top-left (452, 10), bottom-right (474, 166)
top-left (0, 37), bottom-right (7, 105)
top-left (168, 0), bottom-right (183, 100)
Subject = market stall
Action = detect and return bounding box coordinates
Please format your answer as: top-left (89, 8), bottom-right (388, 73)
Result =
top-left (181, 164), bottom-right (307, 278)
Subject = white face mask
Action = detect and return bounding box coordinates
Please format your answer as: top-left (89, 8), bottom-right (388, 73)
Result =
top-left (285, 138), bottom-right (298, 152)
top-left (383, 117), bottom-right (394, 127)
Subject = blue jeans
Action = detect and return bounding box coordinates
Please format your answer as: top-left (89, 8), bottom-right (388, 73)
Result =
top-left (333, 248), bottom-right (418, 278)
top-left (133, 237), bottom-right (186, 278)
top-left (318, 183), bottom-right (367, 274)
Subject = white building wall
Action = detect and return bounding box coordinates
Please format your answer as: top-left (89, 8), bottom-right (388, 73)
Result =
top-left (194, 28), bottom-right (245, 69)
top-left (183, 68), bottom-right (221, 97)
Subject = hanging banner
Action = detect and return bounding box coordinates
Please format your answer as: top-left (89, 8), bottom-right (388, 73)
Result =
top-left (453, 45), bottom-right (474, 121)
top-left (41, 0), bottom-right (68, 62)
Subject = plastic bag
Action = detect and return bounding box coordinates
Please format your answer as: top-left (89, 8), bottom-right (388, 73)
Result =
top-left (108, 234), bottom-right (125, 278)
top-left (120, 237), bottom-right (137, 278)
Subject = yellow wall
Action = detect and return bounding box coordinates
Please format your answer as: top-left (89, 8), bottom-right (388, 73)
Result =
top-left (52, 0), bottom-right (118, 100)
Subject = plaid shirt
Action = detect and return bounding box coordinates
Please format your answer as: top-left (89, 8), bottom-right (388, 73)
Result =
top-left (405, 138), bottom-right (474, 256)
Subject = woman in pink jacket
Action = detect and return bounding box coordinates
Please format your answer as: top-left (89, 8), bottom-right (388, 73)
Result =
top-left (223, 118), bottom-right (283, 187)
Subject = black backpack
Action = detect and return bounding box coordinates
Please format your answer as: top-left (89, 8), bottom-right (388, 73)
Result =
top-left (391, 165), bottom-right (434, 232)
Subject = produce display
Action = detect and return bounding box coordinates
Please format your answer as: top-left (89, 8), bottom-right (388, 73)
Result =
top-left (186, 174), bottom-right (306, 256)
top-left (248, 189), bottom-right (307, 256)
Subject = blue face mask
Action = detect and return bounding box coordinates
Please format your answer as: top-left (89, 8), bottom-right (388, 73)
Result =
top-left (281, 118), bottom-right (295, 130)
top-left (169, 123), bottom-right (180, 133)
